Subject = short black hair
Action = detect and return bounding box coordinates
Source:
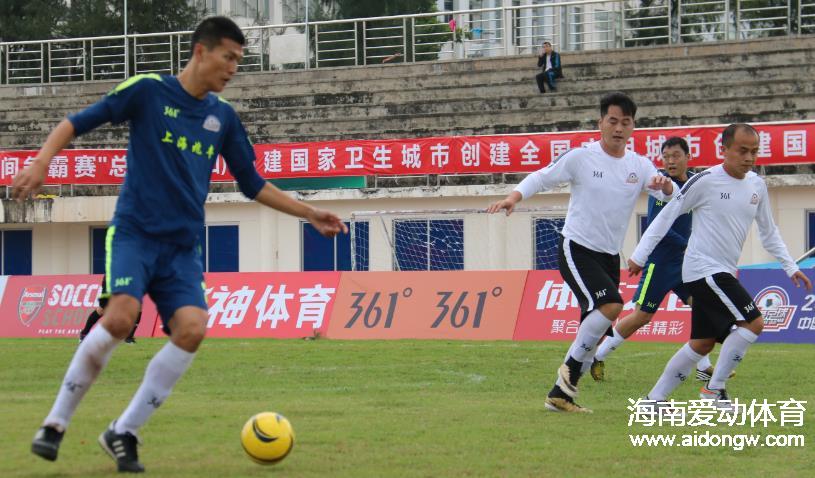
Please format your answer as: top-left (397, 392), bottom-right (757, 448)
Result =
top-left (600, 92), bottom-right (637, 118)
top-left (661, 136), bottom-right (689, 155)
top-left (190, 16), bottom-right (245, 56)
top-left (721, 123), bottom-right (759, 148)
top-left (543, 41), bottom-right (552, 46)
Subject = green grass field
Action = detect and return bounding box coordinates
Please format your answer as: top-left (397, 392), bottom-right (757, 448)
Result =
top-left (1, 338), bottom-right (812, 477)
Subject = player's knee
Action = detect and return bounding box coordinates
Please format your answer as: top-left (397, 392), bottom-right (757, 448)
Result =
top-left (599, 302), bottom-right (623, 320)
top-left (171, 323), bottom-right (206, 351)
top-left (633, 312), bottom-right (654, 327)
top-left (690, 340), bottom-right (714, 356)
top-left (169, 309), bottom-right (208, 351)
top-left (746, 317), bottom-right (764, 335)
top-left (101, 310), bottom-right (138, 339)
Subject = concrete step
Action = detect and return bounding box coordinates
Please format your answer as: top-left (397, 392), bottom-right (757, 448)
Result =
top-left (1, 36), bottom-right (812, 110)
top-left (3, 59), bottom-right (813, 123)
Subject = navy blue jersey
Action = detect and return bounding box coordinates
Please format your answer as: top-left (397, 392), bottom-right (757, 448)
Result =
top-left (642, 170), bottom-right (693, 264)
top-left (68, 74), bottom-right (266, 247)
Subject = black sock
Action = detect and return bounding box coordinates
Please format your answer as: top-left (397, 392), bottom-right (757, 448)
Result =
top-left (548, 385), bottom-right (573, 401)
top-left (565, 356), bottom-right (583, 386)
top-left (80, 310), bottom-right (102, 335)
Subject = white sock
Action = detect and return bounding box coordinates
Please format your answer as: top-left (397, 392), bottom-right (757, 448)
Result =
top-left (697, 354), bottom-right (712, 371)
top-left (595, 327), bottom-right (625, 361)
top-left (44, 325), bottom-right (120, 429)
top-left (115, 342), bottom-right (195, 436)
top-left (580, 346), bottom-right (597, 375)
top-left (647, 343), bottom-right (703, 401)
top-left (708, 327), bottom-right (758, 390)
top-left (567, 309), bottom-right (612, 363)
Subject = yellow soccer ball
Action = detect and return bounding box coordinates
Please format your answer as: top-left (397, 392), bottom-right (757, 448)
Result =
top-left (240, 412), bottom-right (295, 465)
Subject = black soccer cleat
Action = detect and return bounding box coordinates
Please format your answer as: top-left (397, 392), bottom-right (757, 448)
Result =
top-left (32, 425), bottom-right (65, 461)
top-left (99, 425), bottom-right (145, 473)
top-left (124, 337), bottom-right (136, 344)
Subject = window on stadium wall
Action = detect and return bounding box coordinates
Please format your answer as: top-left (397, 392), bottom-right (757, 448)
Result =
top-left (534, 217), bottom-right (565, 270)
top-left (393, 219), bottom-right (463, 271)
top-left (92, 225), bottom-right (239, 273)
top-left (91, 227), bottom-right (108, 274)
top-left (1, 230), bottom-right (33, 275)
top-left (301, 221), bottom-right (369, 271)
top-left (199, 225), bottom-right (240, 272)
top-left (808, 211), bottom-right (815, 250)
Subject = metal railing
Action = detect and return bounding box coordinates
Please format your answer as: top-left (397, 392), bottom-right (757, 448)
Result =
top-left (1, 0), bottom-right (812, 86)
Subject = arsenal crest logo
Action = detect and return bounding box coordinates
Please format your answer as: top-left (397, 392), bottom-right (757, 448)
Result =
top-left (19, 286), bottom-right (47, 327)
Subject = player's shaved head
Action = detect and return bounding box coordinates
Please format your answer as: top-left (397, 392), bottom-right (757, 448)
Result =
top-left (721, 123), bottom-right (758, 148)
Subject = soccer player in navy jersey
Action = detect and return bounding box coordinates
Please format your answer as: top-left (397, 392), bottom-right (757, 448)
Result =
top-left (16, 17), bottom-right (347, 473)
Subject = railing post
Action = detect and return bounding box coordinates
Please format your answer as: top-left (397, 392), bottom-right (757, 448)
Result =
top-left (503, 6), bottom-right (512, 56)
top-left (305, 18), bottom-right (311, 69)
top-left (677, 0), bottom-right (683, 44)
top-left (798, 0), bottom-right (802, 35)
top-left (43, 42), bottom-right (47, 83)
top-left (619, 2), bottom-right (626, 49)
top-left (124, 35), bottom-right (129, 77)
top-left (732, 0), bottom-right (737, 40)
top-left (170, 35), bottom-right (175, 74)
top-left (410, 16), bottom-right (415, 64)
top-left (313, 23), bottom-right (319, 68)
top-left (362, 20), bottom-right (367, 65)
top-left (260, 28), bottom-right (265, 71)
top-left (403, 17), bottom-right (408, 62)
top-left (354, 20), bottom-right (359, 66)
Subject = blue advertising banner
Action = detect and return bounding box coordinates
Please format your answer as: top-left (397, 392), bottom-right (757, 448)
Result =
top-left (739, 268), bottom-right (815, 344)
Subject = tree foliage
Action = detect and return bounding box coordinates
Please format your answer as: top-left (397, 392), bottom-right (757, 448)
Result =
top-left (0, 0), bottom-right (207, 42)
top-left (0, 0), bottom-right (68, 42)
top-left (327, 0), bottom-right (438, 19)
top-left (62, 0), bottom-right (207, 38)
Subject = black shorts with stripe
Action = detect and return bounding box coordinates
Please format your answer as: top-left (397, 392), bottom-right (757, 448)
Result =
top-left (685, 272), bottom-right (761, 342)
top-left (557, 236), bottom-right (623, 320)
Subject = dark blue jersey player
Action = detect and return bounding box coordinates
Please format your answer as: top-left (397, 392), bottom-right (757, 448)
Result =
top-left (17, 17), bottom-right (347, 473)
top-left (591, 137), bottom-right (723, 381)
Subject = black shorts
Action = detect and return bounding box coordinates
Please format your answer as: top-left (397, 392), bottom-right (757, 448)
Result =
top-left (558, 236), bottom-right (623, 320)
top-left (686, 272), bottom-right (761, 342)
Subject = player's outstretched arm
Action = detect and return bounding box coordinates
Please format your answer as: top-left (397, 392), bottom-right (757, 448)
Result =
top-left (11, 119), bottom-right (75, 202)
top-left (645, 174), bottom-right (675, 199)
top-left (253, 182), bottom-right (348, 238)
top-left (791, 271), bottom-right (813, 291)
top-left (487, 191), bottom-right (522, 216)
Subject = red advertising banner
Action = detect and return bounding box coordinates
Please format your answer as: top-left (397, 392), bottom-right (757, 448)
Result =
top-left (2, 121), bottom-right (813, 185)
top-left (513, 270), bottom-right (691, 342)
top-left (202, 272), bottom-right (341, 338)
top-left (327, 271), bottom-right (526, 340)
top-left (0, 275), bottom-right (159, 338)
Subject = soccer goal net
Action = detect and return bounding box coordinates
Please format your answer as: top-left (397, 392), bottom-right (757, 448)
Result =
top-left (349, 207), bottom-right (566, 271)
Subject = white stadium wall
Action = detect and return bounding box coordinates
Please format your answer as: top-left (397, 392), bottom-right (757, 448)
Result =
top-left (16, 178), bottom-right (814, 275)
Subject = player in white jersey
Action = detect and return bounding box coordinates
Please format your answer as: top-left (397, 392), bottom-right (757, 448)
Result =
top-left (488, 92), bottom-right (676, 413)
top-left (629, 123), bottom-right (812, 408)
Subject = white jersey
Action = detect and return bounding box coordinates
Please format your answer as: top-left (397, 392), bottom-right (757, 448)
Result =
top-left (631, 164), bottom-right (799, 282)
top-left (515, 141), bottom-right (674, 255)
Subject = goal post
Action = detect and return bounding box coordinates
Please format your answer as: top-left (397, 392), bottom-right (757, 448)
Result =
top-left (349, 207), bottom-right (567, 271)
